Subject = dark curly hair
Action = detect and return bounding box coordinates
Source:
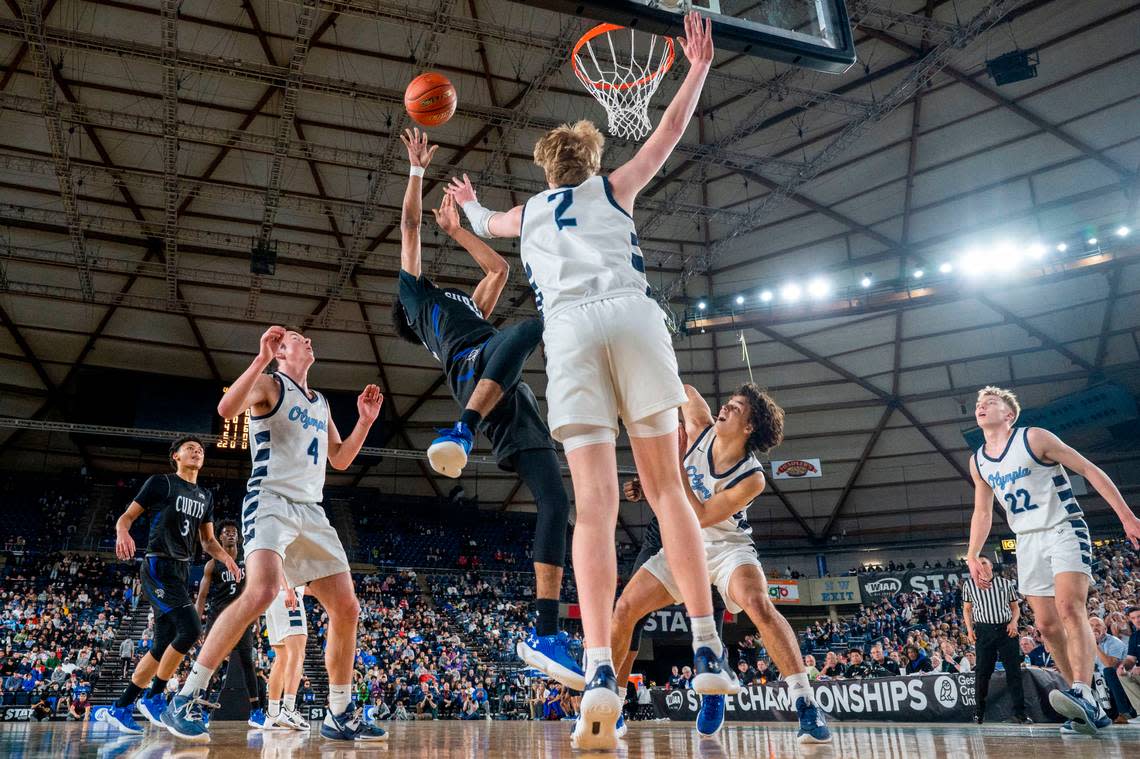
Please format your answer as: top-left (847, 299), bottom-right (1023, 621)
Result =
top-left (216, 518), bottom-right (240, 542)
top-left (732, 383), bottom-right (784, 456)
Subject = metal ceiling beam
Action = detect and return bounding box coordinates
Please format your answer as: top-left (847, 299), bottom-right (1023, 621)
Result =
top-left (975, 294), bottom-right (1097, 373)
top-left (660, 0), bottom-right (1024, 300)
top-left (246, 0), bottom-right (321, 318)
top-left (1092, 266), bottom-right (1122, 372)
top-left (865, 28), bottom-right (1138, 183)
top-left (14, 0), bottom-right (93, 301)
top-left (159, 0), bottom-right (179, 306)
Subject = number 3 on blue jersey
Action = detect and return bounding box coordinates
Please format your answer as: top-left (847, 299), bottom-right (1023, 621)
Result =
top-left (548, 189), bottom-right (577, 231)
top-left (307, 437), bottom-right (319, 465)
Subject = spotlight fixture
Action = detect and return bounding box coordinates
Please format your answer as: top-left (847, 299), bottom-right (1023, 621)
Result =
top-left (735, 295), bottom-right (745, 305)
top-left (985, 48), bottom-right (1039, 86)
top-left (760, 290), bottom-right (773, 303)
top-left (1028, 242), bottom-right (1046, 259)
top-left (1088, 237), bottom-right (1098, 246)
top-left (1117, 226), bottom-right (1131, 238)
top-left (807, 278), bottom-right (830, 298)
top-left (1056, 242), bottom-right (1068, 252)
top-left (781, 284), bottom-right (801, 302)
top-left (860, 275), bottom-right (872, 288)
top-left (697, 301), bottom-right (707, 311)
top-left (939, 262), bottom-right (953, 274)
top-left (913, 269), bottom-right (924, 279)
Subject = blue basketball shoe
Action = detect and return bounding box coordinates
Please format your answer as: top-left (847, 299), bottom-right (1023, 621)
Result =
top-left (160, 692), bottom-right (213, 742)
top-left (102, 705), bottom-right (143, 735)
top-left (427, 421), bottom-right (474, 478)
top-left (136, 692), bottom-right (166, 728)
top-left (516, 630), bottom-right (586, 691)
top-left (796, 697), bottom-right (832, 744)
top-left (320, 702), bottom-right (388, 741)
top-left (696, 694), bottom-right (725, 738)
top-left (571, 665), bottom-right (623, 751)
top-left (1049, 687), bottom-right (1110, 736)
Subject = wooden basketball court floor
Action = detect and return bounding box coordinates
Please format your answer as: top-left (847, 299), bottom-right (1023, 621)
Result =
top-left (1, 719), bottom-right (1137, 758)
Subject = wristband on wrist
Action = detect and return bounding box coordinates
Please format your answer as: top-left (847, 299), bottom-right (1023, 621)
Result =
top-left (409, 166), bottom-right (425, 177)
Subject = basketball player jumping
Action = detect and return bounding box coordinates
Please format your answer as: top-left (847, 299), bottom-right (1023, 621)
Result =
top-left (262, 582), bottom-right (310, 731)
top-left (194, 519), bottom-right (266, 728)
top-left (393, 128), bottom-right (579, 686)
top-left (104, 436), bottom-right (238, 735)
top-left (160, 327), bottom-right (386, 742)
top-left (967, 385), bottom-right (1140, 735)
top-left (455, 12), bottom-right (739, 750)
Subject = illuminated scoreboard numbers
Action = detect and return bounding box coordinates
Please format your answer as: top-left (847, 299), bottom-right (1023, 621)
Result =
top-left (218, 386), bottom-right (250, 450)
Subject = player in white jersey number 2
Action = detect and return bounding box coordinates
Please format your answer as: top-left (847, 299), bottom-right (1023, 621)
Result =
top-left (160, 326), bottom-right (387, 743)
top-left (455, 12), bottom-right (738, 750)
top-left (967, 385), bottom-right (1140, 736)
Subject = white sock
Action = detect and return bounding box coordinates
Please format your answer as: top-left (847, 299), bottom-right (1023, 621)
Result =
top-left (1072, 681), bottom-right (1094, 699)
top-left (268, 699), bottom-right (281, 717)
top-left (284, 693), bottom-right (296, 712)
top-left (787, 672), bottom-right (813, 705)
top-left (584, 647), bottom-right (613, 685)
top-left (178, 662), bottom-right (215, 698)
top-left (690, 616), bottom-right (723, 656)
top-left (329, 684), bottom-right (351, 716)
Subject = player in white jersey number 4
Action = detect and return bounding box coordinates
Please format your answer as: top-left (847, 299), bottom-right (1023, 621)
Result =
top-left (454, 12), bottom-right (739, 751)
top-left (161, 326), bottom-right (386, 743)
top-left (966, 385), bottom-right (1140, 736)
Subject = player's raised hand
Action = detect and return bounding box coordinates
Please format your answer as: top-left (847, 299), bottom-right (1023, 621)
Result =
top-left (967, 555), bottom-right (992, 590)
top-left (358, 384), bottom-right (384, 424)
top-left (431, 192), bottom-right (461, 235)
top-left (258, 325), bottom-right (286, 363)
top-left (401, 127), bottom-right (438, 169)
top-left (445, 174), bottom-right (478, 206)
top-left (623, 479), bottom-right (643, 502)
top-left (1123, 512), bottom-right (1140, 549)
top-left (677, 11), bottom-right (714, 67)
top-left (222, 554), bottom-right (243, 583)
top-left (115, 529), bottom-right (135, 562)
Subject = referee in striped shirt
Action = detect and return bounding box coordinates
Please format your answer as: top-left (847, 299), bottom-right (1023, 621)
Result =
top-left (963, 555), bottom-right (1030, 724)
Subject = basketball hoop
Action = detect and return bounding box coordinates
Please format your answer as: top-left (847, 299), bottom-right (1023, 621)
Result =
top-left (571, 23), bottom-right (675, 140)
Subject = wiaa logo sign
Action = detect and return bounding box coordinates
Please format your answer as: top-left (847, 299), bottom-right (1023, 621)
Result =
top-left (864, 578), bottom-right (902, 595)
top-left (665, 691), bottom-right (685, 711)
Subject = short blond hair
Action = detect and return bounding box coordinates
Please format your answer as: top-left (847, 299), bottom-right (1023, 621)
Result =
top-left (533, 120), bottom-right (604, 187)
top-left (977, 385), bottom-right (1021, 424)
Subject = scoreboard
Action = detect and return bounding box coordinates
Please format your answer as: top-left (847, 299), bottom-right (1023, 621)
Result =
top-left (217, 386), bottom-right (250, 451)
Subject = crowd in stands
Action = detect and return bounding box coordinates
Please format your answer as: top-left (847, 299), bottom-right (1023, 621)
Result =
top-left (850, 557), bottom-right (970, 575)
top-left (0, 552), bottom-right (133, 718)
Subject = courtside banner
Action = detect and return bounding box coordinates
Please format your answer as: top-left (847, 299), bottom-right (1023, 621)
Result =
top-left (651, 670), bottom-right (1066, 724)
top-left (770, 459), bottom-right (822, 479)
top-left (859, 567), bottom-right (971, 601)
top-left (768, 578), bottom-right (800, 604)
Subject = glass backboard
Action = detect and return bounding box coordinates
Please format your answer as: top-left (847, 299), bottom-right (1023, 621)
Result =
top-left (517, 0), bottom-right (856, 73)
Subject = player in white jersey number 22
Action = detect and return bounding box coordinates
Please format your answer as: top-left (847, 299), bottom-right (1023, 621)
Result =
top-left (454, 12), bottom-right (738, 751)
top-left (160, 326), bottom-right (387, 744)
top-left (967, 385), bottom-right (1140, 736)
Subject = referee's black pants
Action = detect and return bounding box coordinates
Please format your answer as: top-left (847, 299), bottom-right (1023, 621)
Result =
top-left (974, 622), bottom-right (1026, 718)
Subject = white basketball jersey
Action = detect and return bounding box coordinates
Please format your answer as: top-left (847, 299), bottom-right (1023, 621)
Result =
top-left (683, 426), bottom-right (764, 547)
top-left (247, 372), bottom-right (329, 504)
top-left (519, 175), bottom-right (649, 319)
top-left (974, 427), bottom-right (1082, 534)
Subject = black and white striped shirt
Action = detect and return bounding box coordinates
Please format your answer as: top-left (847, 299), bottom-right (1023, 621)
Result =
top-left (962, 577), bottom-right (1019, 624)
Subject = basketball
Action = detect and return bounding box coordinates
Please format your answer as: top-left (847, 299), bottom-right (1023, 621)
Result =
top-left (404, 72), bottom-right (457, 127)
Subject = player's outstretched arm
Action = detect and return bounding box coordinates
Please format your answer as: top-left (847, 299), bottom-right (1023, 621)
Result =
top-left (198, 523), bottom-right (241, 580)
top-left (689, 471), bottom-right (765, 528)
top-left (400, 128), bottom-right (438, 277)
top-left (114, 502), bottom-right (144, 561)
top-left (196, 559), bottom-right (214, 617)
top-left (679, 385), bottom-right (715, 443)
top-left (609, 11), bottom-right (713, 210)
top-left (327, 384), bottom-right (384, 470)
top-left (1029, 427), bottom-right (1140, 547)
top-left (218, 326), bottom-right (283, 419)
top-left (966, 456), bottom-right (996, 588)
top-left (449, 174), bottom-right (523, 238)
top-left (432, 192), bottom-right (510, 317)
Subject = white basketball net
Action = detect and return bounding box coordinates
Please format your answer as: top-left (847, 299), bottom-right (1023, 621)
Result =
top-left (572, 24), bottom-right (676, 140)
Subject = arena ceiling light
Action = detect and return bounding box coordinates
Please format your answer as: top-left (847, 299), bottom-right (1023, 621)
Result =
top-left (860, 274), bottom-right (872, 288)
top-left (807, 278), bottom-right (830, 298)
top-left (1027, 242), bottom-right (1047, 259)
top-left (1117, 226), bottom-right (1131, 238)
top-left (939, 262), bottom-right (953, 274)
top-left (735, 295), bottom-right (745, 305)
top-left (760, 290), bottom-right (773, 302)
top-left (1087, 237), bottom-right (1098, 246)
top-left (781, 283), bottom-right (802, 302)
top-left (912, 269), bottom-right (924, 279)
top-left (1056, 242), bottom-right (1068, 252)
top-left (697, 301), bottom-right (707, 311)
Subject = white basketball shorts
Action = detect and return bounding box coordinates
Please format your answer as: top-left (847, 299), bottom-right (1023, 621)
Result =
top-left (264, 587), bottom-right (308, 646)
top-left (243, 490), bottom-right (350, 587)
top-left (542, 292), bottom-right (686, 442)
top-left (642, 542), bottom-right (762, 615)
top-left (1015, 516), bottom-right (1094, 597)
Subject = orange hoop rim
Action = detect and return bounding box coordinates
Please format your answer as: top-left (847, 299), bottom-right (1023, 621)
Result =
top-left (571, 23), bottom-right (676, 92)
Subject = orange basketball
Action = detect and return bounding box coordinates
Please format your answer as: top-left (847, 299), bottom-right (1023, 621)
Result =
top-left (404, 72), bottom-right (457, 127)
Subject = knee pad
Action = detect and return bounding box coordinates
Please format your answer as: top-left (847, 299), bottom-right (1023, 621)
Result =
top-left (168, 606), bottom-right (203, 654)
top-left (557, 424), bottom-right (616, 453)
top-left (626, 408), bottom-right (680, 438)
